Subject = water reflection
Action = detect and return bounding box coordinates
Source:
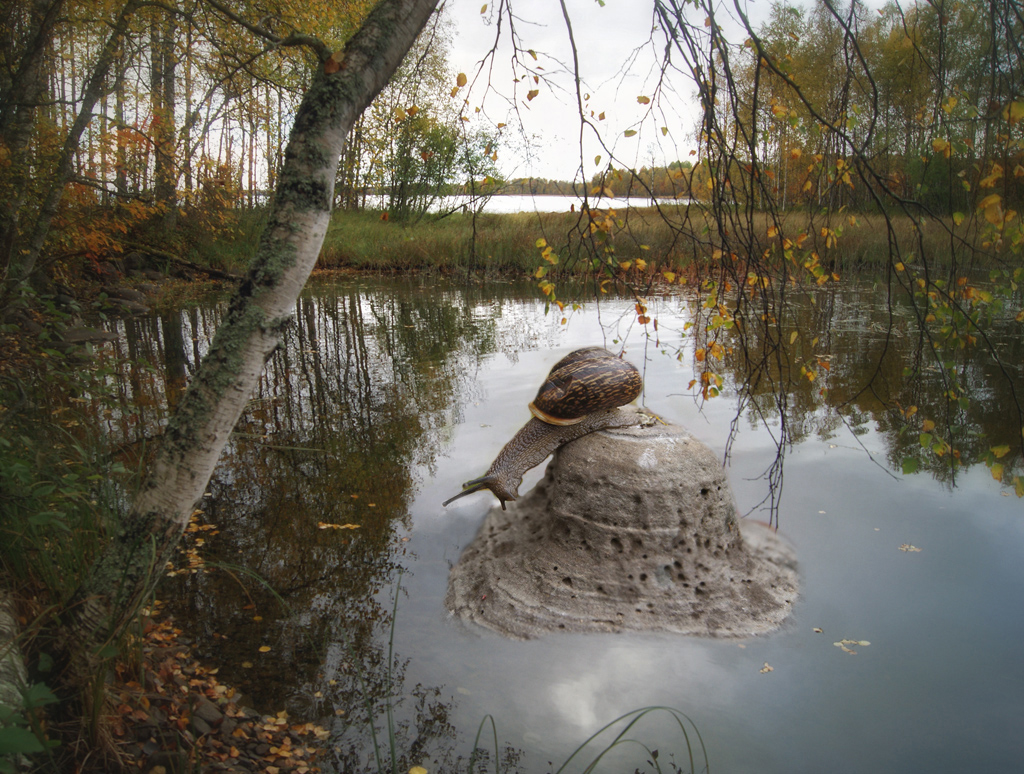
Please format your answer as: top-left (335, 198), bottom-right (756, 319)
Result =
top-left (96, 277), bottom-right (549, 769)
top-left (86, 274), bottom-right (1023, 772)
top-left (675, 280), bottom-right (1024, 490)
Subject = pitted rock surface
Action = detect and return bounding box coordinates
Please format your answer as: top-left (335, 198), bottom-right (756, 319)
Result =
top-left (445, 413), bottom-right (798, 639)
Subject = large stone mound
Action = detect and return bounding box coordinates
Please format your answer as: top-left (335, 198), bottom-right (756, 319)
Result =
top-left (445, 411), bottom-right (798, 639)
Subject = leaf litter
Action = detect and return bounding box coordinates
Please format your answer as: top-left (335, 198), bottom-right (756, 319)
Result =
top-left (108, 601), bottom-right (329, 772)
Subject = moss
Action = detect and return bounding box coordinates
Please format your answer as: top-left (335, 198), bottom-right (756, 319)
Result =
top-left (275, 176), bottom-right (330, 211)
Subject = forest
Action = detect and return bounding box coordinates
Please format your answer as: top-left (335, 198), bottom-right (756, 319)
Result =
top-left (1, 0), bottom-right (1023, 771)
top-left (2, 0), bottom-right (1022, 294)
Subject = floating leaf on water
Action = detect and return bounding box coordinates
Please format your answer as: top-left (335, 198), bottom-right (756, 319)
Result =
top-left (834, 638), bottom-right (870, 654)
top-left (760, 662), bottom-right (773, 673)
top-left (813, 627), bottom-right (823, 633)
top-left (898, 544), bottom-right (922, 552)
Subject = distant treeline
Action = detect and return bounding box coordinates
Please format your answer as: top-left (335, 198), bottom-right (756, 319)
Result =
top-left (450, 162), bottom-right (696, 200)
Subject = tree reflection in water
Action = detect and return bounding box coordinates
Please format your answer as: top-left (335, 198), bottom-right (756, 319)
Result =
top-left (682, 279), bottom-right (1023, 490)
top-left (99, 276), bottom-right (540, 769)
top-left (83, 274), bottom-right (1021, 770)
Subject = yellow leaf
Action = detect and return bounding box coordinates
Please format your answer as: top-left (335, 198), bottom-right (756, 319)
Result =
top-left (456, 73), bottom-right (467, 88)
top-left (527, 89), bottom-right (539, 101)
top-left (624, 129), bottom-right (637, 137)
top-left (931, 138), bottom-right (950, 157)
top-left (767, 225), bottom-right (778, 238)
top-left (922, 419), bottom-right (935, 432)
top-left (661, 126), bottom-right (669, 136)
top-left (637, 95), bottom-right (650, 104)
top-left (979, 165), bottom-right (1003, 188)
top-left (983, 199), bottom-right (1004, 226)
top-left (259, 646), bottom-right (271, 653)
top-left (594, 155), bottom-right (601, 166)
top-left (635, 258), bottom-right (647, 271)
top-left (535, 237), bottom-right (547, 248)
top-left (480, 4), bottom-right (487, 12)
top-left (1003, 100), bottom-right (1024, 124)
top-left (410, 767), bottom-right (429, 774)
top-left (662, 271), bottom-right (676, 282)
top-left (598, 111), bottom-right (605, 121)
top-left (789, 331), bottom-right (798, 345)
top-left (991, 463), bottom-right (1004, 482)
top-left (393, 107), bottom-right (406, 121)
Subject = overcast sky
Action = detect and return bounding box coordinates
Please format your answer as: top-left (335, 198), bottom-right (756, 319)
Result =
top-left (442, 0), bottom-right (774, 182)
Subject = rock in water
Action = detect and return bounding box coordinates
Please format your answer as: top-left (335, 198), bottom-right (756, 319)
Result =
top-left (445, 411), bottom-right (798, 639)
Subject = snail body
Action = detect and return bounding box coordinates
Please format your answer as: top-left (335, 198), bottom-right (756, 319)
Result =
top-left (443, 348), bottom-right (644, 510)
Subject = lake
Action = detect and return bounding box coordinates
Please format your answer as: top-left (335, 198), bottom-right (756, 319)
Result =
top-left (100, 275), bottom-right (1024, 773)
top-left (435, 193), bottom-right (688, 214)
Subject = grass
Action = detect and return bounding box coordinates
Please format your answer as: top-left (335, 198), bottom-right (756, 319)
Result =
top-left (177, 200), bottom-right (994, 283)
top-left (317, 204), bottom-right (986, 279)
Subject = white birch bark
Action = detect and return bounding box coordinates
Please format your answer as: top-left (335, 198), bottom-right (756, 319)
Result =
top-left (61, 0), bottom-right (441, 656)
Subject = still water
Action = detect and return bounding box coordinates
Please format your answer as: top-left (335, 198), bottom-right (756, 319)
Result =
top-left (104, 276), bottom-right (1024, 773)
top-left (431, 194), bottom-right (682, 214)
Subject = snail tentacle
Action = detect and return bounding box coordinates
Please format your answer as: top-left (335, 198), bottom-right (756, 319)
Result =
top-left (441, 475), bottom-right (497, 507)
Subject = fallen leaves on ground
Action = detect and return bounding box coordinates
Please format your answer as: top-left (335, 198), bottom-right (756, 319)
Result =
top-left (108, 603), bottom-right (329, 773)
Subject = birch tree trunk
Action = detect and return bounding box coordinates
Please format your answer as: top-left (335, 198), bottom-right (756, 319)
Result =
top-left (59, 0), bottom-right (440, 668)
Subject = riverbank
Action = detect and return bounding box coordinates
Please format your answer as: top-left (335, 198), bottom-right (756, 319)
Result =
top-left (97, 603), bottom-right (329, 774)
top-left (313, 206), bottom-right (970, 276)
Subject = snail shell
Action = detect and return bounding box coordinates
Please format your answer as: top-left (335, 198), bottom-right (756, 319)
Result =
top-left (530, 347), bottom-right (642, 425)
top-left (443, 348), bottom-right (644, 510)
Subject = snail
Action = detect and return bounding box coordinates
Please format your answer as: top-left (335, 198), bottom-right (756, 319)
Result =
top-left (443, 347), bottom-right (644, 510)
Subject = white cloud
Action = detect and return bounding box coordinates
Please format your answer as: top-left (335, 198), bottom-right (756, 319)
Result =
top-left (445, 0), bottom-right (703, 181)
